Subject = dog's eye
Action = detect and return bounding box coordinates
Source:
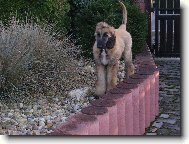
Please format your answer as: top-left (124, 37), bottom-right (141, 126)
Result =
top-left (103, 32), bottom-right (108, 37)
top-left (96, 32), bottom-right (101, 37)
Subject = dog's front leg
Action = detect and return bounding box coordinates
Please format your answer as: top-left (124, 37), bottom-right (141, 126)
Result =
top-left (107, 61), bottom-right (119, 91)
top-left (95, 64), bottom-right (106, 96)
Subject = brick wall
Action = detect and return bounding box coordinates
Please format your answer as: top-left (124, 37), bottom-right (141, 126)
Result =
top-left (49, 45), bottom-right (160, 135)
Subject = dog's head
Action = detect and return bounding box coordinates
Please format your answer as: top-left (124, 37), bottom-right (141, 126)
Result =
top-left (95, 22), bottom-right (116, 50)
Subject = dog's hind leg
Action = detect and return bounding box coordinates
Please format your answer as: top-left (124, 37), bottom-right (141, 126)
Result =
top-left (125, 61), bottom-right (135, 79)
top-left (95, 65), bottom-right (106, 96)
top-left (123, 41), bottom-right (135, 79)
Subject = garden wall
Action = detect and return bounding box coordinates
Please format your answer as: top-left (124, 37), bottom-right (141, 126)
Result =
top-left (49, 44), bottom-right (159, 135)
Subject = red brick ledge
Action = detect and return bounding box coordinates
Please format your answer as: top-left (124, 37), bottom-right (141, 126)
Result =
top-left (49, 45), bottom-right (159, 135)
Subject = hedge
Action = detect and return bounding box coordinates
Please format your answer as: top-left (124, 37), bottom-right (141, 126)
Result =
top-left (0, 0), bottom-right (70, 35)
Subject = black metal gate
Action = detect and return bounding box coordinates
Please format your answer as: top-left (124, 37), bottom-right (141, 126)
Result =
top-left (153, 0), bottom-right (181, 57)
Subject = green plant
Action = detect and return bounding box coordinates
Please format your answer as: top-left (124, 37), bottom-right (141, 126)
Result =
top-left (70, 0), bottom-right (148, 58)
top-left (0, 0), bottom-right (70, 35)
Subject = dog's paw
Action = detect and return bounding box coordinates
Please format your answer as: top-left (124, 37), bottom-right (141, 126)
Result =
top-left (95, 89), bottom-right (106, 97)
top-left (125, 63), bottom-right (135, 78)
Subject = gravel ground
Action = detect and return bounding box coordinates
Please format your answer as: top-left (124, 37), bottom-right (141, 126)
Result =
top-left (0, 89), bottom-right (94, 135)
top-left (145, 58), bottom-right (181, 136)
top-left (0, 61), bottom-right (126, 135)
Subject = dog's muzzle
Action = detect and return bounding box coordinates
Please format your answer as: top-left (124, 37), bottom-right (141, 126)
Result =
top-left (97, 39), bottom-right (107, 52)
top-left (97, 39), bottom-right (105, 49)
top-left (97, 47), bottom-right (108, 54)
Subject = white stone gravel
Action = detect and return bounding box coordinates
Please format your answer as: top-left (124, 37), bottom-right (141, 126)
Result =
top-left (0, 87), bottom-right (93, 135)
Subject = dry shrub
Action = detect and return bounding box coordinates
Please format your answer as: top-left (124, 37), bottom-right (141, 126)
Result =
top-left (0, 20), bottom-right (95, 103)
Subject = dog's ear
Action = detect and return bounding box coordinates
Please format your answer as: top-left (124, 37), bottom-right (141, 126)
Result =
top-left (106, 33), bottom-right (116, 49)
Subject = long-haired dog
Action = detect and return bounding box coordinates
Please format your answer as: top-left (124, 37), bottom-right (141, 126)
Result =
top-left (93, 0), bottom-right (135, 96)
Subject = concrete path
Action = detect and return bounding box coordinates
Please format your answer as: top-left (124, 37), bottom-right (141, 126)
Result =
top-left (145, 58), bottom-right (181, 136)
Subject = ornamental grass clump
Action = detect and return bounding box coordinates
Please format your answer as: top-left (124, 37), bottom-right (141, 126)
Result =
top-left (0, 19), bottom-right (95, 104)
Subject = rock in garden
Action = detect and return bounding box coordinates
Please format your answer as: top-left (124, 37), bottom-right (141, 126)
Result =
top-left (73, 105), bottom-right (80, 111)
top-left (8, 113), bottom-right (13, 117)
top-left (47, 121), bottom-right (53, 128)
top-left (15, 109), bottom-right (20, 112)
top-left (33, 105), bottom-right (38, 111)
top-left (117, 72), bottom-right (125, 79)
top-left (32, 130), bottom-right (40, 135)
top-left (29, 109), bottom-right (34, 113)
top-left (61, 117), bottom-right (67, 122)
top-left (31, 123), bottom-right (38, 130)
top-left (19, 103), bottom-right (24, 108)
top-left (52, 97), bottom-right (59, 102)
top-left (84, 65), bottom-right (95, 74)
top-left (39, 117), bottom-right (45, 122)
top-left (45, 115), bottom-right (51, 121)
top-left (68, 87), bottom-right (90, 101)
top-left (21, 114), bottom-right (27, 118)
top-left (38, 126), bottom-right (43, 130)
top-left (3, 117), bottom-right (11, 121)
top-left (47, 130), bottom-right (53, 134)
top-left (39, 121), bottom-right (46, 127)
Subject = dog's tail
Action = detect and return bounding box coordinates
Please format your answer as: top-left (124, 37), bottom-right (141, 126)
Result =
top-left (118, 0), bottom-right (127, 25)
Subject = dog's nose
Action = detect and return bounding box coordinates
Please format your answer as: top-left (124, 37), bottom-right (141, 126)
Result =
top-left (97, 39), bottom-right (104, 49)
top-left (97, 44), bottom-right (103, 49)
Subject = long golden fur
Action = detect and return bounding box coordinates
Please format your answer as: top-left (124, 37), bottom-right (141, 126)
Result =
top-left (93, 0), bottom-right (135, 96)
